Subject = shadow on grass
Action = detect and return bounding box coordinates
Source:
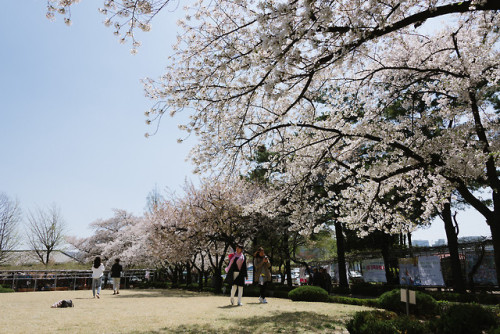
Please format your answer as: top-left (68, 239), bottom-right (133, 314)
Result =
top-left (114, 289), bottom-right (210, 299)
top-left (134, 311), bottom-right (345, 334)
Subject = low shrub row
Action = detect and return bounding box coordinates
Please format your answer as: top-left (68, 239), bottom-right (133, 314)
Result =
top-left (288, 286), bottom-right (499, 334)
top-left (347, 283), bottom-right (397, 297)
top-left (0, 284), bottom-right (14, 293)
top-left (334, 283), bottom-right (499, 304)
top-left (347, 303), bottom-right (499, 334)
top-left (328, 295), bottom-right (377, 307)
top-left (426, 290), bottom-right (499, 305)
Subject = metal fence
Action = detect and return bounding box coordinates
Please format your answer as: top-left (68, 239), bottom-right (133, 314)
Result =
top-left (0, 269), bottom-right (154, 292)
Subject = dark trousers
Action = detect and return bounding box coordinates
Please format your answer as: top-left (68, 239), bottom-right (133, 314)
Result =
top-left (259, 281), bottom-right (268, 299)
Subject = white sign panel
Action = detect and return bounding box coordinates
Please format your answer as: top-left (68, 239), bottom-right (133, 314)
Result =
top-left (361, 258), bottom-right (387, 283)
top-left (417, 256), bottom-right (445, 286)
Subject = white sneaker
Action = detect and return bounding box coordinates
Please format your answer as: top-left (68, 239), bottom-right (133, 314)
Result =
top-left (230, 298), bottom-right (234, 305)
top-left (237, 302), bottom-right (243, 306)
top-left (262, 298), bottom-right (268, 304)
top-left (258, 297), bottom-right (263, 303)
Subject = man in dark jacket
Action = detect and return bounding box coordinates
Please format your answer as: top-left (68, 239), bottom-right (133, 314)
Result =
top-left (111, 258), bottom-right (123, 295)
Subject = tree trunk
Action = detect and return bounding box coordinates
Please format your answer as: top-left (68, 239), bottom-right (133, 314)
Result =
top-left (171, 267), bottom-right (178, 285)
top-left (489, 216), bottom-right (500, 286)
top-left (442, 202), bottom-right (466, 293)
top-left (199, 255), bottom-right (205, 289)
top-left (186, 262), bottom-right (192, 285)
top-left (380, 234), bottom-right (397, 285)
top-left (283, 231), bottom-right (293, 287)
top-left (334, 221), bottom-right (348, 290)
top-left (407, 232), bottom-right (413, 257)
top-left (213, 268), bottom-right (223, 293)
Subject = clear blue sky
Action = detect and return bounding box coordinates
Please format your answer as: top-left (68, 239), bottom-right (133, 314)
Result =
top-left (0, 0), bottom-right (492, 244)
top-left (0, 0), bottom-right (196, 239)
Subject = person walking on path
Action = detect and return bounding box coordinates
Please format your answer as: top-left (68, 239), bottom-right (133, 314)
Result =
top-left (91, 256), bottom-right (105, 299)
top-left (253, 247), bottom-right (272, 304)
top-left (111, 258), bottom-right (123, 295)
top-left (225, 245), bottom-right (247, 306)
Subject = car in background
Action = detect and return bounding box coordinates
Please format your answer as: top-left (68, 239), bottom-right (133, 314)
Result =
top-left (348, 270), bottom-right (364, 283)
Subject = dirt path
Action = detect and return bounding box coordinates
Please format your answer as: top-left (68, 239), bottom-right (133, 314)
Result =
top-left (0, 289), bottom-right (370, 333)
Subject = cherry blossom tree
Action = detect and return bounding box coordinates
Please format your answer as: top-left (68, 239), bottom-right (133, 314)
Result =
top-left (46, 1), bottom-right (500, 283)
top-left (66, 209), bottom-right (151, 267)
top-left (139, 1), bottom-right (500, 283)
top-left (46, 0), bottom-right (177, 52)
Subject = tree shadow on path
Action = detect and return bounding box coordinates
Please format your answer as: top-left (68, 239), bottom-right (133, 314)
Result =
top-left (136, 311), bottom-right (346, 334)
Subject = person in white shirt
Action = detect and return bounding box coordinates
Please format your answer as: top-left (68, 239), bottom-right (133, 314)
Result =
top-left (91, 256), bottom-right (105, 299)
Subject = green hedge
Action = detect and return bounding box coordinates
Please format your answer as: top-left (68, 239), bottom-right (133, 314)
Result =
top-left (329, 295), bottom-right (378, 307)
top-left (348, 283), bottom-right (397, 297)
top-left (346, 310), bottom-right (429, 334)
top-left (427, 291), bottom-right (499, 305)
top-left (348, 302), bottom-right (500, 334)
top-left (377, 289), bottom-right (439, 317)
top-left (288, 285), bottom-right (329, 302)
top-left (0, 285), bottom-right (14, 293)
top-left (431, 303), bottom-right (499, 334)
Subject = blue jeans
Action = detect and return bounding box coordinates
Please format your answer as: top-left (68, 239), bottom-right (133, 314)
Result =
top-left (92, 277), bottom-right (102, 297)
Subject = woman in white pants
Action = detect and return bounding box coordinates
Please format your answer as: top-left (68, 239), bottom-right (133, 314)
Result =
top-left (225, 245), bottom-right (247, 306)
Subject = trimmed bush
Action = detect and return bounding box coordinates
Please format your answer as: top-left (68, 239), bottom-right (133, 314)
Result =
top-left (288, 285), bottom-right (329, 302)
top-left (329, 295), bottom-right (378, 307)
top-left (431, 303), bottom-right (499, 334)
top-left (377, 289), bottom-right (439, 316)
top-left (346, 310), bottom-right (398, 334)
top-left (346, 310), bottom-right (430, 334)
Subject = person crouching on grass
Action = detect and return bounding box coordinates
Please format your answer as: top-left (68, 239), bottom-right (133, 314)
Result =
top-left (253, 247), bottom-right (271, 304)
top-left (225, 245), bottom-right (247, 306)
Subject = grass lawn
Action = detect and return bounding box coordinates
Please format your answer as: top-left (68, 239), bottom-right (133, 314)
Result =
top-left (0, 289), bottom-right (371, 333)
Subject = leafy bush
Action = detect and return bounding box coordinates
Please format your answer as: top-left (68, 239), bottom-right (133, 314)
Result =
top-left (377, 289), bottom-right (439, 316)
top-left (0, 285), bottom-right (14, 293)
top-left (488, 326), bottom-right (500, 334)
top-left (431, 303), bottom-right (498, 334)
top-left (390, 316), bottom-right (430, 334)
top-left (346, 310), bottom-right (397, 334)
top-left (288, 285), bottom-right (329, 302)
top-left (346, 310), bottom-right (429, 334)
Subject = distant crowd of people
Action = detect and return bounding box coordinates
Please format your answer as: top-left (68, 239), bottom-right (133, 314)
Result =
top-left (310, 267), bottom-right (333, 293)
top-left (85, 247), bottom-right (333, 307)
